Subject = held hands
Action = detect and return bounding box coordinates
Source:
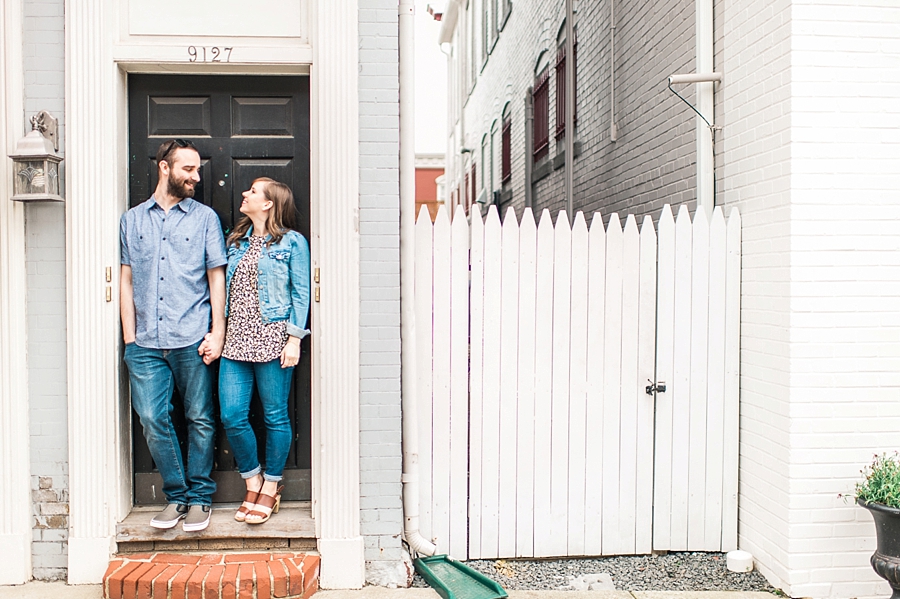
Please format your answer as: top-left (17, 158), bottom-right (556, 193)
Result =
top-left (198, 331), bottom-right (225, 365)
top-left (281, 337), bottom-right (301, 368)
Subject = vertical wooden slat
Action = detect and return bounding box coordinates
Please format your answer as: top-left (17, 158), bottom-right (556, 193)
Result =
top-left (721, 208), bottom-right (742, 551)
top-left (618, 215), bottom-right (641, 553)
top-left (652, 205), bottom-right (676, 550)
top-left (431, 207), bottom-right (452, 552)
top-left (584, 215), bottom-right (607, 556)
top-left (415, 206), bottom-right (435, 544)
top-left (468, 206), bottom-right (485, 557)
top-left (498, 208), bottom-right (520, 558)
top-left (480, 206), bottom-right (503, 558)
top-left (448, 206), bottom-right (470, 559)
top-left (549, 211), bottom-right (572, 556)
top-left (567, 212), bottom-right (589, 556)
top-left (532, 210), bottom-right (555, 557)
top-left (687, 208), bottom-right (710, 549)
top-left (635, 215), bottom-right (657, 553)
top-left (515, 209), bottom-right (538, 558)
top-left (601, 213), bottom-right (624, 555)
top-left (670, 204), bottom-right (693, 550)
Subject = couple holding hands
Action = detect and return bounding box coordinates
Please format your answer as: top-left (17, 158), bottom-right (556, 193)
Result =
top-left (120, 139), bottom-right (310, 532)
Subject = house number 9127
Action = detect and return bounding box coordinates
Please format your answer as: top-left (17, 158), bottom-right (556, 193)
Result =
top-left (187, 46), bottom-right (233, 62)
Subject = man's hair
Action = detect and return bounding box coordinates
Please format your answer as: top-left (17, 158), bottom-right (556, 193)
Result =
top-left (156, 139), bottom-right (198, 170)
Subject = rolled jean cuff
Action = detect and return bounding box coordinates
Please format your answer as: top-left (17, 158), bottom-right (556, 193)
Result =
top-left (263, 472), bottom-right (283, 483)
top-left (240, 466), bottom-right (262, 479)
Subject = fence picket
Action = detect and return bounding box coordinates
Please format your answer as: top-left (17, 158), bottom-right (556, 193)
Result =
top-left (601, 213), bottom-right (624, 555)
top-left (688, 208), bottom-right (710, 550)
top-left (567, 212), bottom-right (589, 556)
top-left (498, 208), bottom-right (520, 558)
top-left (431, 207), bottom-right (452, 553)
top-left (532, 210), bottom-right (555, 557)
top-left (415, 206), bottom-right (434, 544)
top-left (515, 209), bottom-right (538, 558)
top-left (636, 215), bottom-right (657, 553)
top-left (468, 206), bottom-right (485, 558)
top-left (670, 205), bottom-right (693, 550)
top-left (584, 216), bottom-right (607, 556)
top-left (449, 208), bottom-right (470, 558)
top-left (721, 209), bottom-right (742, 551)
top-left (653, 205), bottom-right (676, 550)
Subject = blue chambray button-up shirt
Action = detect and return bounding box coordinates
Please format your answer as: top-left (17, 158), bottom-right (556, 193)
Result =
top-left (120, 196), bottom-right (227, 349)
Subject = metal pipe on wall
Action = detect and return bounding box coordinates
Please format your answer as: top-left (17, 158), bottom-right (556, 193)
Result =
top-left (524, 87), bottom-right (534, 208)
top-left (398, 0), bottom-right (438, 558)
top-left (564, 0), bottom-right (575, 222)
top-left (696, 0), bottom-right (715, 216)
top-left (609, 0), bottom-right (617, 141)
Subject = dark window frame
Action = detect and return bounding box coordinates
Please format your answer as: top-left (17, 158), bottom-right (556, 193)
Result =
top-left (555, 33), bottom-right (578, 139)
top-left (501, 111), bottom-right (512, 184)
top-left (532, 68), bottom-right (550, 161)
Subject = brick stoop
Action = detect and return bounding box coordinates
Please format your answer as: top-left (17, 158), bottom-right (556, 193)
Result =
top-left (102, 552), bottom-right (319, 599)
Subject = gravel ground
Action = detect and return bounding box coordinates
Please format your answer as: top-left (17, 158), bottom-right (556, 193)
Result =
top-left (412, 552), bottom-right (778, 592)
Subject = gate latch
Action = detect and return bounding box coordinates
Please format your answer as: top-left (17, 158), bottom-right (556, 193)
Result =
top-left (645, 381), bottom-right (667, 395)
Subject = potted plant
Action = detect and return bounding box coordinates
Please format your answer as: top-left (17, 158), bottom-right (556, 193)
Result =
top-left (856, 453), bottom-right (900, 599)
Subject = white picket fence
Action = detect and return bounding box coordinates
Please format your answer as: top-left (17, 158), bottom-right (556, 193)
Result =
top-left (415, 203), bottom-right (741, 560)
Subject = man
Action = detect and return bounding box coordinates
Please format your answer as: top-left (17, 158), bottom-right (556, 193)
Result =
top-left (120, 139), bottom-right (227, 532)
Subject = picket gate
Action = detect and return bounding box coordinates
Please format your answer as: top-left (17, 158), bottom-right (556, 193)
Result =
top-left (415, 203), bottom-right (741, 559)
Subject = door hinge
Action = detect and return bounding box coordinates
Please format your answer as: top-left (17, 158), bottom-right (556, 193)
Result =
top-left (645, 381), bottom-right (667, 395)
top-left (315, 287), bottom-right (320, 302)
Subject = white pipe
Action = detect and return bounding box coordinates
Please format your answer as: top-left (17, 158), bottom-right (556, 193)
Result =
top-left (399, 0), bottom-right (438, 559)
top-left (564, 0), bottom-right (574, 223)
top-left (696, 0), bottom-right (715, 217)
top-left (669, 72), bottom-right (722, 85)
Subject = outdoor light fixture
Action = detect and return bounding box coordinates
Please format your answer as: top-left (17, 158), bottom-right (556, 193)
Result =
top-left (10, 111), bottom-right (63, 202)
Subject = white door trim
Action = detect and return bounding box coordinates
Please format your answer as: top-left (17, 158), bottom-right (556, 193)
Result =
top-left (65, 0), bottom-right (363, 587)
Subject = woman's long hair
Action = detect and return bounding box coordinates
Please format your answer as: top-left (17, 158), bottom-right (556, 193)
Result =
top-left (227, 177), bottom-right (299, 247)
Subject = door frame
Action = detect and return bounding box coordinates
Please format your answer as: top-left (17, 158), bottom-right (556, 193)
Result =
top-left (65, 0), bottom-right (364, 589)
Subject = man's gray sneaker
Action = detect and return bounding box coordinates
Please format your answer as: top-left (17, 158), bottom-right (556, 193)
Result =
top-left (182, 505), bottom-right (212, 532)
top-left (150, 503), bottom-right (188, 529)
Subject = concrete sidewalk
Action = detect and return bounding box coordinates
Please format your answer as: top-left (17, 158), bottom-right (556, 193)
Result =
top-left (0, 582), bottom-right (775, 599)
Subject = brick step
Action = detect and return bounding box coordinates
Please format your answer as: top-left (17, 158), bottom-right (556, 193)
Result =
top-left (103, 552), bottom-right (319, 599)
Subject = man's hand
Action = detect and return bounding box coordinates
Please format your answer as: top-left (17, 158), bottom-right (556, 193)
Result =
top-left (281, 336), bottom-right (301, 368)
top-left (198, 331), bottom-right (225, 365)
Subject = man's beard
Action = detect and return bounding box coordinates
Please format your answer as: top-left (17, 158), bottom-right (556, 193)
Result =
top-left (167, 174), bottom-right (196, 199)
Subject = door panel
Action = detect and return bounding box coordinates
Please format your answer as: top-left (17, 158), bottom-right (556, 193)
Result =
top-left (128, 74), bottom-right (311, 504)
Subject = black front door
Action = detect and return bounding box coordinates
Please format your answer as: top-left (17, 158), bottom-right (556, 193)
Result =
top-left (128, 74), bottom-right (311, 504)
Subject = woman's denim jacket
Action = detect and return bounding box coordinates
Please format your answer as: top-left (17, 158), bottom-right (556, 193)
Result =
top-left (225, 227), bottom-right (311, 340)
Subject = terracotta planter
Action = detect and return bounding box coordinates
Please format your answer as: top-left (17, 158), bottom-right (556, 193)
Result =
top-left (859, 498), bottom-right (900, 599)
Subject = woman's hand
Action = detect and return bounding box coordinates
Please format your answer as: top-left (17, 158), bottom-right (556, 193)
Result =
top-left (281, 336), bottom-right (301, 368)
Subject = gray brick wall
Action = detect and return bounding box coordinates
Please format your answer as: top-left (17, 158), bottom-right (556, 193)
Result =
top-left (358, 0), bottom-right (406, 585)
top-left (24, 0), bottom-right (68, 582)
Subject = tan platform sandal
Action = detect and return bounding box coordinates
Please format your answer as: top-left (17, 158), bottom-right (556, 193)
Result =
top-left (234, 488), bottom-right (260, 522)
top-left (245, 485), bottom-right (283, 525)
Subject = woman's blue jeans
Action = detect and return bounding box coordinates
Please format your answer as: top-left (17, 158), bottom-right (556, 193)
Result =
top-left (218, 357), bottom-right (294, 482)
top-left (124, 340), bottom-right (216, 506)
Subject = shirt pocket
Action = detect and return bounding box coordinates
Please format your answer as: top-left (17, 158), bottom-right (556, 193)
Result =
top-left (171, 234), bottom-right (204, 268)
top-left (265, 250), bottom-right (291, 305)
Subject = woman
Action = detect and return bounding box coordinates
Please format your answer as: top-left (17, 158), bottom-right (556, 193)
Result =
top-left (218, 177), bottom-right (310, 524)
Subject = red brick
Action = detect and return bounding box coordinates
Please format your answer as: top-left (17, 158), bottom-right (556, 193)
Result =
top-left (299, 556), bottom-right (319, 599)
top-left (126, 554), bottom-right (153, 561)
top-left (238, 564), bottom-right (254, 599)
top-left (222, 564), bottom-right (240, 599)
top-left (109, 562), bottom-right (144, 599)
top-left (103, 560), bottom-right (125, 599)
top-left (136, 564), bottom-right (167, 599)
top-left (282, 558), bottom-right (304, 597)
top-left (198, 554), bottom-right (223, 566)
top-left (153, 554), bottom-right (203, 565)
top-left (270, 561), bottom-right (288, 598)
top-left (153, 565), bottom-right (183, 599)
top-left (203, 565), bottom-right (224, 599)
top-left (271, 553), bottom-right (295, 560)
top-left (170, 565), bottom-right (196, 599)
top-left (253, 561), bottom-right (270, 599)
top-left (187, 565), bottom-right (211, 599)
top-left (224, 553), bottom-right (269, 564)
top-left (123, 562), bottom-right (156, 599)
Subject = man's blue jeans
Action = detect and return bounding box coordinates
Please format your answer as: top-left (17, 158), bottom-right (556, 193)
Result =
top-left (218, 357), bottom-right (294, 482)
top-left (124, 340), bottom-right (216, 506)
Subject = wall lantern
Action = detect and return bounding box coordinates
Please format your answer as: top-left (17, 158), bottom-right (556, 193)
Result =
top-left (10, 111), bottom-right (63, 202)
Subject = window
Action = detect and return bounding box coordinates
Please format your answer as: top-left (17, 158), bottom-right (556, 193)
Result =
top-left (501, 108), bottom-right (512, 184)
top-left (532, 67), bottom-right (550, 161)
top-left (481, 135), bottom-right (489, 197)
top-left (470, 162), bottom-right (477, 211)
top-left (555, 28), bottom-right (578, 139)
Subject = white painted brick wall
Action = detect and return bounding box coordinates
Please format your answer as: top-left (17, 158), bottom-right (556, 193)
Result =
top-left (23, 0), bottom-right (68, 582)
top-left (358, 0), bottom-right (406, 582)
top-left (446, 0), bottom-right (698, 224)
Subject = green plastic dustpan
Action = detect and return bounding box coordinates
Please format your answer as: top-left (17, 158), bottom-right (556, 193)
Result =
top-left (414, 555), bottom-right (508, 599)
